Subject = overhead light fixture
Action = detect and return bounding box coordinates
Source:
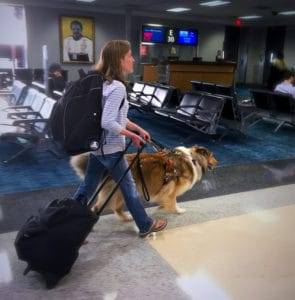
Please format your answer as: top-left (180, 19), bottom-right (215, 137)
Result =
top-left (146, 24), bottom-right (163, 27)
top-left (279, 11), bottom-right (295, 16)
top-left (166, 7), bottom-right (191, 12)
top-left (199, 1), bottom-right (230, 7)
top-left (76, 0), bottom-right (96, 3)
top-left (239, 15), bottom-right (262, 19)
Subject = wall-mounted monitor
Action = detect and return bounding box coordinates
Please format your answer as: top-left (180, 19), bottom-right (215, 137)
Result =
top-left (142, 26), bottom-right (166, 43)
top-left (177, 29), bottom-right (198, 46)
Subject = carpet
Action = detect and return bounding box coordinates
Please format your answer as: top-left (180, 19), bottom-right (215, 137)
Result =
top-left (0, 109), bottom-right (294, 195)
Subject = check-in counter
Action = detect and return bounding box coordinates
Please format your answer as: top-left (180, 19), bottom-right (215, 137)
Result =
top-left (142, 64), bottom-right (158, 83)
top-left (167, 61), bottom-right (236, 91)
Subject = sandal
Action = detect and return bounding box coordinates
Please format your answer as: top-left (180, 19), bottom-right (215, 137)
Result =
top-left (139, 218), bottom-right (167, 238)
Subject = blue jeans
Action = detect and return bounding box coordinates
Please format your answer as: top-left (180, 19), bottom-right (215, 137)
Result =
top-left (73, 152), bottom-right (153, 233)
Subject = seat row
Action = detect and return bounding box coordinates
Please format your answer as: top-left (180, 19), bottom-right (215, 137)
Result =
top-left (0, 84), bottom-right (57, 163)
top-left (128, 81), bottom-right (243, 138)
top-left (247, 89), bottom-right (295, 132)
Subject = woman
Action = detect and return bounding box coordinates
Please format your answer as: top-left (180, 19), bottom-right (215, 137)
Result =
top-left (73, 40), bottom-right (167, 238)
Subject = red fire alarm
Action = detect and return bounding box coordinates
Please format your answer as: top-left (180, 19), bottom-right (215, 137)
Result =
top-left (235, 18), bottom-right (242, 27)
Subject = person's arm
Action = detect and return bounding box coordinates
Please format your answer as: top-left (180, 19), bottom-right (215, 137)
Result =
top-left (87, 38), bottom-right (93, 63)
top-left (63, 38), bottom-right (70, 61)
top-left (126, 119), bottom-right (151, 142)
top-left (119, 128), bottom-right (145, 148)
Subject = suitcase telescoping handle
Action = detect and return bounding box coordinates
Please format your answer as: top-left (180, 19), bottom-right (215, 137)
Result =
top-left (86, 139), bottom-right (146, 215)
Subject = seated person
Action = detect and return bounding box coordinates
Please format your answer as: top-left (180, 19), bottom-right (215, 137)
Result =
top-left (274, 70), bottom-right (295, 99)
top-left (215, 50), bottom-right (223, 62)
top-left (267, 51), bottom-right (287, 90)
top-left (48, 63), bottom-right (66, 93)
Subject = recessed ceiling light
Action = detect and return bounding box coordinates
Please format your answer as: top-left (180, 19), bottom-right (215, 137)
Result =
top-left (146, 24), bottom-right (163, 27)
top-left (166, 7), bottom-right (191, 12)
top-left (199, 1), bottom-right (230, 7)
top-left (239, 15), bottom-right (262, 19)
top-left (76, 0), bottom-right (96, 3)
top-left (279, 11), bottom-right (295, 16)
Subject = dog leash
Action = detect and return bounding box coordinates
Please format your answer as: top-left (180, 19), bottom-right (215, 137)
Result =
top-left (136, 154), bottom-right (150, 202)
top-left (149, 138), bottom-right (166, 152)
top-left (136, 138), bottom-right (171, 203)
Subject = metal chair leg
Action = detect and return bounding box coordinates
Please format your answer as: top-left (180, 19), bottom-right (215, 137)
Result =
top-left (2, 145), bottom-right (33, 164)
top-left (274, 121), bottom-right (285, 132)
top-left (247, 118), bottom-right (263, 128)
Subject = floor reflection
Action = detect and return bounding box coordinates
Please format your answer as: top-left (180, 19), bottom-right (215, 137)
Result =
top-left (0, 251), bottom-right (13, 284)
top-left (177, 271), bottom-right (230, 300)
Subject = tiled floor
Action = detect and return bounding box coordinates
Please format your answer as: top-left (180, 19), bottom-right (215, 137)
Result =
top-left (1, 184), bottom-right (295, 299)
top-left (149, 204), bottom-right (295, 300)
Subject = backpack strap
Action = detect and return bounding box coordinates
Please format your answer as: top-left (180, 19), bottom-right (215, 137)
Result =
top-left (23, 263), bottom-right (31, 275)
top-left (119, 97), bottom-right (125, 110)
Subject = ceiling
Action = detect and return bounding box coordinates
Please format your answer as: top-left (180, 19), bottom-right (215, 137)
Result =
top-left (4, 0), bottom-right (295, 25)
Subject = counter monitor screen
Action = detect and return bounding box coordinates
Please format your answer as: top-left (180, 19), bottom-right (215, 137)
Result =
top-left (177, 29), bottom-right (198, 46)
top-left (142, 26), bottom-right (166, 43)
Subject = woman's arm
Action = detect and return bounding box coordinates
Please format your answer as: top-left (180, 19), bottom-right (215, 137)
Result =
top-left (120, 128), bottom-right (145, 148)
top-left (126, 119), bottom-right (151, 142)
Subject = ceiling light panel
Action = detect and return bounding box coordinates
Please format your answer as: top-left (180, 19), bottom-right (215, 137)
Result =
top-left (76, 0), bottom-right (96, 3)
top-left (239, 15), bottom-right (262, 19)
top-left (199, 1), bottom-right (231, 7)
top-left (166, 7), bottom-right (191, 12)
top-left (279, 11), bottom-right (295, 16)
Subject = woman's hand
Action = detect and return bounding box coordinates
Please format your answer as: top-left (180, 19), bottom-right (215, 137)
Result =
top-left (138, 128), bottom-right (151, 142)
top-left (131, 133), bottom-right (145, 148)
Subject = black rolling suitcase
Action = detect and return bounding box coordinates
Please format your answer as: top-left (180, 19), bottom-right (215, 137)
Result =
top-left (14, 141), bottom-right (142, 289)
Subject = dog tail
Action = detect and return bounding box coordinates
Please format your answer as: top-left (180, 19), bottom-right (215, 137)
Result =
top-left (70, 153), bottom-right (89, 179)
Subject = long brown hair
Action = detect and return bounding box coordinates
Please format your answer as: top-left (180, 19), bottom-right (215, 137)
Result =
top-left (94, 40), bottom-right (131, 83)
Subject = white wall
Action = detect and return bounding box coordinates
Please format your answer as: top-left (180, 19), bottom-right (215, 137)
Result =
top-left (284, 26), bottom-right (295, 70)
top-left (25, 6), bottom-right (125, 81)
top-left (22, 5), bottom-right (225, 81)
top-left (198, 25), bottom-right (225, 61)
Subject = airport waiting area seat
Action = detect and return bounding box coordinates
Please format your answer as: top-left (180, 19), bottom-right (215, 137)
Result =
top-left (190, 80), bottom-right (246, 137)
top-left (2, 88), bottom-right (39, 114)
top-left (0, 80), bottom-right (27, 105)
top-left (3, 91), bottom-right (47, 124)
top-left (0, 69), bottom-right (13, 89)
top-left (0, 96), bottom-right (56, 164)
top-left (154, 91), bottom-right (225, 135)
top-left (191, 80), bottom-right (234, 97)
top-left (52, 90), bottom-right (63, 100)
top-left (32, 81), bottom-right (46, 93)
top-left (246, 89), bottom-right (295, 132)
top-left (128, 82), bottom-right (177, 111)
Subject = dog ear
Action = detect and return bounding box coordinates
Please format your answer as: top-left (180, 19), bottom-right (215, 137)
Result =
top-left (195, 154), bottom-right (208, 172)
top-left (195, 147), bottom-right (211, 158)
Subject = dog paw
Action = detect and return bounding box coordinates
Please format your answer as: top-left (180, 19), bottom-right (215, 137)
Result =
top-left (122, 214), bottom-right (133, 222)
top-left (116, 212), bottom-right (133, 222)
top-left (176, 207), bottom-right (186, 214)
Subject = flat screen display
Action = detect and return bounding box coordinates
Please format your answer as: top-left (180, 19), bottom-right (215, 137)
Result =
top-left (142, 26), bottom-right (166, 43)
top-left (177, 29), bottom-right (198, 46)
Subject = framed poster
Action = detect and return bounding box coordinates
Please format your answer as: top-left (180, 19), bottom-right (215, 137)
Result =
top-left (59, 16), bottom-right (95, 64)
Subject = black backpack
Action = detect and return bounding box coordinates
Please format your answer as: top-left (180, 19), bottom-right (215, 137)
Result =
top-left (51, 71), bottom-right (104, 155)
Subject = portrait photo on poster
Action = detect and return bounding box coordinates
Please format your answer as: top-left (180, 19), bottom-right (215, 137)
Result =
top-left (59, 16), bottom-right (95, 64)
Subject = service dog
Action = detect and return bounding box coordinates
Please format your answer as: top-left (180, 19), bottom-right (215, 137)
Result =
top-left (71, 146), bottom-right (217, 221)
